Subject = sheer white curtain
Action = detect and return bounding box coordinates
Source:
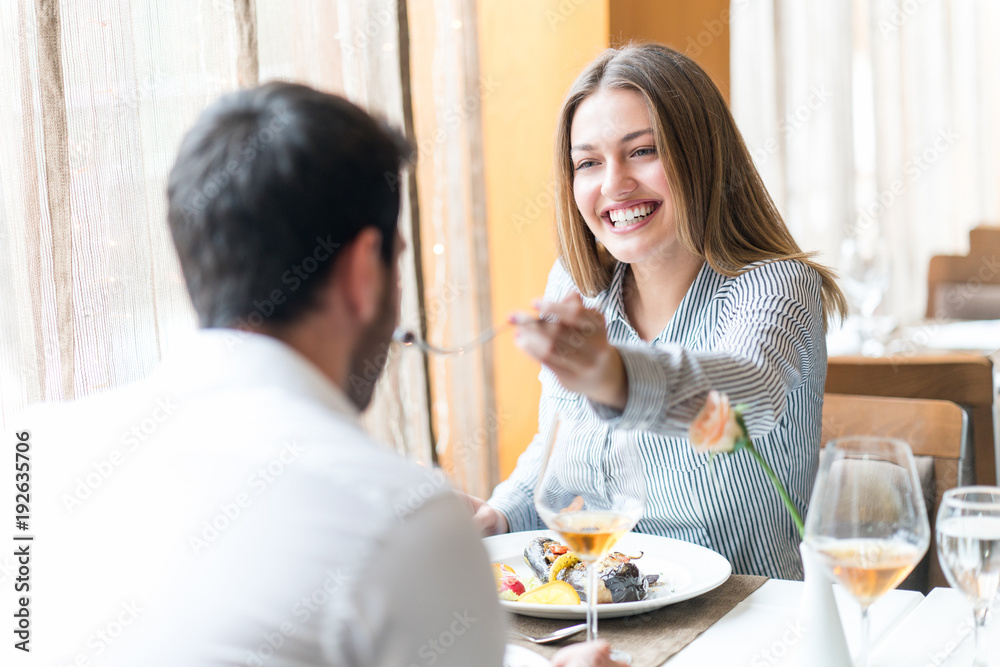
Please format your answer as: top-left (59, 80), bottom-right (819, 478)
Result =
top-left (0, 0), bottom-right (434, 466)
top-left (731, 0), bottom-right (1000, 325)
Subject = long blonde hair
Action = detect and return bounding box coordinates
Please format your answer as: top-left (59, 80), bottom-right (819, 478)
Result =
top-left (554, 43), bottom-right (846, 327)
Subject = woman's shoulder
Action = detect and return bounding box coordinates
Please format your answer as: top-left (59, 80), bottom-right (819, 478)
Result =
top-left (710, 259), bottom-right (824, 321)
top-left (722, 258), bottom-right (823, 295)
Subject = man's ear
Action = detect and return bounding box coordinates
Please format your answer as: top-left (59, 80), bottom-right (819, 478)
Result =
top-left (336, 228), bottom-right (384, 324)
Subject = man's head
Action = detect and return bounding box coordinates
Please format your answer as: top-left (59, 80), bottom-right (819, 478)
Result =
top-left (167, 81), bottom-right (408, 329)
top-left (167, 82), bottom-right (410, 408)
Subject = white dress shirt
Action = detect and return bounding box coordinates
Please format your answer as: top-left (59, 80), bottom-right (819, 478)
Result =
top-left (489, 259), bottom-right (827, 580)
top-left (25, 330), bottom-right (503, 667)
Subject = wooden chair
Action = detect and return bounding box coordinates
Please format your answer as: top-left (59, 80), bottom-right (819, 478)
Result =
top-left (821, 393), bottom-right (967, 592)
top-left (927, 224), bottom-right (1000, 319)
top-left (826, 353), bottom-right (996, 485)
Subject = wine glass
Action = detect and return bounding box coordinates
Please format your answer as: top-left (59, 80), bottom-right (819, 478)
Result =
top-left (936, 486), bottom-right (1000, 666)
top-left (534, 413), bottom-right (646, 664)
top-left (840, 238), bottom-right (891, 356)
top-left (804, 437), bottom-right (930, 667)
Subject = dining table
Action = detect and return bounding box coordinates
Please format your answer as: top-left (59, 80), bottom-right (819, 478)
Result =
top-left (506, 578), bottom-right (929, 666)
top-left (662, 578), bottom-right (923, 666)
top-left (507, 578), bottom-right (1000, 666)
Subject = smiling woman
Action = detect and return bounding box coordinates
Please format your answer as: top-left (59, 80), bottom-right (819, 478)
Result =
top-left (475, 43), bottom-right (849, 580)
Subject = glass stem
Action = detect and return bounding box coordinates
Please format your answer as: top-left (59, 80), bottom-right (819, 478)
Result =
top-left (586, 558), bottom-right (599, 642)
top-left (973, 606), bottom-right (989, 667)
top-left (857, 606), bottom-right (871, 667)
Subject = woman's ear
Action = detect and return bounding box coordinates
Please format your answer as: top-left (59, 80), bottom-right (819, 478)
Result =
top-left (336, 228), bottom-right (384, 325)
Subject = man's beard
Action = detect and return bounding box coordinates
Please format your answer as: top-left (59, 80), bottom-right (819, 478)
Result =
top-left (345, 273), bottom-right (398, 411)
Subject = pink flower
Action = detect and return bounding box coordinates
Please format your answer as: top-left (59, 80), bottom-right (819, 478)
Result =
top-left (689, 390), bottom-right (804, 537)
top-left (689, 390), bottom-right (745, 454)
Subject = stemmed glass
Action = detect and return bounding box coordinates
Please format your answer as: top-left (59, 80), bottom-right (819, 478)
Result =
top-left (804, 437), bottom-right (930, 667)
top-left (840, 238), bottom-right (891, 356)
top-left (936, 486), bottom-right (1000, 666)
top-left (534, 413), bottom-right (645, 664)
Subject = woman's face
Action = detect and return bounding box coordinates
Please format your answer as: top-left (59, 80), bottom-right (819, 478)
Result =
top-left (570, 87), bottom-right (678, 266)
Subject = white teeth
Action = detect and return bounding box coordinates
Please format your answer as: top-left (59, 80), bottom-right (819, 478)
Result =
top-left (609, 203), bottom-right (655, 227)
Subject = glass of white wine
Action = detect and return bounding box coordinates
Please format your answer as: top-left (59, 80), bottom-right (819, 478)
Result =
top-left (804, 437), bottom-right (930, 667)
top-left (533, 413), bottom-right (645, 663)
top-left (936, 486), bottom-right (1000, 666)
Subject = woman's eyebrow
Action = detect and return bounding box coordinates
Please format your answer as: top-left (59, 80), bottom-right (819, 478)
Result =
top-left (570, 128), bottom-right (653, 153)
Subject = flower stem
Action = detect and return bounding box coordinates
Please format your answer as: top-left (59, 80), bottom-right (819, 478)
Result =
top-left (747, 443), bottom-right (804, 538)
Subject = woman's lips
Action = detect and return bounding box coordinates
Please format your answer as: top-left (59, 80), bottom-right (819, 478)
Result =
top-left (601, 201), bottom-right (659, 233)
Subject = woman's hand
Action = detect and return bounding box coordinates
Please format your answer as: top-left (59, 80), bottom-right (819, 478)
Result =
top-left (550, 640), bottom-right (629, 667)
top-left (457, 491), bottom-right (509, 536)
top-left (510, 293), bottom-right (628, 411)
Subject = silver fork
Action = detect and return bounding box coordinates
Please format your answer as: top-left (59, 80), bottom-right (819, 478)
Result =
top-left (392, 322), bottom-right (517, 356)
top-left (507, 623), bottom-right (588, 645)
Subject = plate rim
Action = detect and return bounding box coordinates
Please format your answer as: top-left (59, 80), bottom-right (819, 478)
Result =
top-left (484, 529), bottom-right (732, 619)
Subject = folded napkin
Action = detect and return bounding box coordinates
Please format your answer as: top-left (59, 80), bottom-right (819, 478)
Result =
top-left (505, 574), bottom-right (767, 667)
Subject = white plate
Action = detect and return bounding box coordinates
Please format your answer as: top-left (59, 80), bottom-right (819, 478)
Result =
top-left (485, 530), bottom-right (731, 619)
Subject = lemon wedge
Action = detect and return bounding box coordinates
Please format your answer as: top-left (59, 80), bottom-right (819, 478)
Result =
top-left (517, 580), bottom-right (581, 605)
top-left (548, 553), bottom-right (581, 582)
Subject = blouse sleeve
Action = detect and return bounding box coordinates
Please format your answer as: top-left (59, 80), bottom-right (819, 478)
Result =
top-left (590, 260), bottom-right (825, 440)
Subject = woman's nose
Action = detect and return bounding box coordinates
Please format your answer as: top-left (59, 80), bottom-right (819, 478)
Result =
top-left (601, 161), bottom-right (636, 199)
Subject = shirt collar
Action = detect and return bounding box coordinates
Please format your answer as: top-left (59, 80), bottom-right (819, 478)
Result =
top-left (154, 328), bottom-right (361, 422)
top-left (600, 260), bottom-right (717, 343)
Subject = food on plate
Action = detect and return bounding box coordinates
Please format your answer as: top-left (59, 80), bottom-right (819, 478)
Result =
top-left (499, 575), bottom-right (526, 596)
top-left (524, 536), bottom-right (659, 603)
top-left (516, 580), bottom-right (581, 605)
top-left (491, 562), bottom-right (515, 585)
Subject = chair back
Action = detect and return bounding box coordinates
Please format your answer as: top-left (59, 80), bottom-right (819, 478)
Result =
top-left (821, 393), bottom-right (967, 592)
top-left (825, 353), bottom-right (994, 486)
top-left (927, 224), bottom-right (1000, 319)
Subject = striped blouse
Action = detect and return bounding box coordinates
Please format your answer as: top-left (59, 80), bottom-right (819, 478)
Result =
top-left (487, 258), bottom-right (827, 580)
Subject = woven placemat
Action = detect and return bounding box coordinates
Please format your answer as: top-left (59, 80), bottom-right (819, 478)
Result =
top-left (506, 574), bottom-right (767, 666)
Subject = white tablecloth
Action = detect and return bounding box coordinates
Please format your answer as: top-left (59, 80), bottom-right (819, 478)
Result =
top-left (870, 587), bottom-right (1000, 666)
top-left (664, 579), bottom-right (924, 666)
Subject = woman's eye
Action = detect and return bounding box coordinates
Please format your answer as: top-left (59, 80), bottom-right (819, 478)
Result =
top-left (574, 159), bottom-right (597, 171)
top-left (633, 147), bottom-right (656, 157)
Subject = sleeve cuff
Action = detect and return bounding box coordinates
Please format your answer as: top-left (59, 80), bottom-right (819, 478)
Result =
top-left (487, 491), bottom-right (545, 533)
top-left (588, 345), bottom-right (675, 431)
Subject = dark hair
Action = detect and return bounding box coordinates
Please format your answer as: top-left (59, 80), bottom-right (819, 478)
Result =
top-left (167, 82), bottom-right (411, 328)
